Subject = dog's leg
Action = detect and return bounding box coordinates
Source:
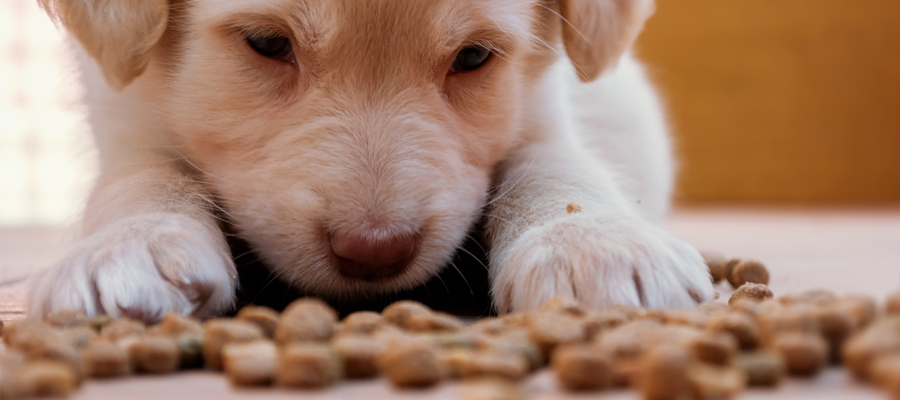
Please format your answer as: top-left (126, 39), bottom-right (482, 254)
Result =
top-left (485, 117), bottom-right (714, 314)
top-left (28, 165), bottom-right (236, 322)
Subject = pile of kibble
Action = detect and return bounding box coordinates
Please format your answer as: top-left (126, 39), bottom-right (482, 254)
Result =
top-left (2, 255), bottom-right (900, 400)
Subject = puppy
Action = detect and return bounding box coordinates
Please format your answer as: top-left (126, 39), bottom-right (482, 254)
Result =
top-left (29, 0), bottom-right (714, 321)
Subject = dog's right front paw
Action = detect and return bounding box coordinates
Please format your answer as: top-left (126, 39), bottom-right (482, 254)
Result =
top-left (28, 213), bottom-right (236, 322)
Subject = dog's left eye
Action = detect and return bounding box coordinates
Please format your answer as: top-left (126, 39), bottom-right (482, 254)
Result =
top-left (450, 45), bottom-right (492, 73)
top-left (246, 33), bottom-right (294, 62)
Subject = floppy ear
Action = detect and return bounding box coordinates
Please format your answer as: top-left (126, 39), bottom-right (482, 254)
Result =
top-left (558, 0), bottom-right (655, 82)
top-left (38, 0), bottom-right (169, 90)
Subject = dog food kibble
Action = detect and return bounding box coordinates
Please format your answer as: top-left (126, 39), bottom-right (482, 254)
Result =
top-left (382, 300), bottom-right (433, 330)
top-left (127, 336), bottom-right (181, 374)
top-left (13, 360), bottom-right (77, 398)
top-left (735, 351), bottom-right (786, 386)
top-left (870, 354), bottom-right (900, 398)
top-left (706, 311), bottom-right (759, 350)
top-left (275, 298), bottom-right (338, 345)
top-left (83, 339), bottom-right (131, 377)
top-left (565, 203), bottom-right (582, 214)
top-left (551, 343), bottom-right (613, 391)
top-left (222, 340), bottom-right (277, 386)
top-left (770, 332), bottom-right (828, 376)
top-left (634, 344), bottom-right (693, 400)
top-left (202, 319), bottom-right (265, 370)
top-left (14, 278), bottom-right (900, 399)
top-left (100, 318), bottom-right (146, 341)
top-left (333, 335), bottom-right (383, 378)
top-left (729, 260), bottom-right (769, 287)
top-left (377, 339), bottom-right (443, 387)
top-left (460, 378), bottom-right (523, 400)
top-left (338, 311), bottom-right (383, 336)
top-left (235, 306), bottom-right (280, 338)
top-left (147, 312), bottom-right (203, 337)
top-left (276, 343), bottom-right (342, 388)
top-left (45, 309), bottom-right (88, 328)
top-left (701, 251), bottom-right (729, 283)
top-left (729, 283), bottom-right (774, 305)
top-left (887, 292), bottom-right (900, 316)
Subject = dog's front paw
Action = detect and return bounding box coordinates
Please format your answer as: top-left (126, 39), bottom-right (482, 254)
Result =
top-left (28, 213), bottom-right (236, 322)
top-left (492, 214), bottom-right (714, 314)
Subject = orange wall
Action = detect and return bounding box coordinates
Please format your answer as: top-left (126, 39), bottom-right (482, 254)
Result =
top-left (636, 0), bottom-right (900, 203)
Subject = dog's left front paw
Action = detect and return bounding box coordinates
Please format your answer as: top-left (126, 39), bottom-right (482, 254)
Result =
top-left (491, 214), bottom-right (715, 314)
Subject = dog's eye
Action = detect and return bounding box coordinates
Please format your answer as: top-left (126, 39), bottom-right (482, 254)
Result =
top-left (246, 34), bottom-right (294, 62)
top-left (450, 45), bottom-right (491, 72)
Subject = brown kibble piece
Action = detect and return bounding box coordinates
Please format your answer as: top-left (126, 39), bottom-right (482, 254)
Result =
top-left (460, 378), bottom-right (523, 400)
top-left (770, 332), bottom-right (828, 376)
top-left (127, 336), bottom-right (180, 374)
top-left (100, 318), bottom-right (146, 341)
top-left (887, 292), bottom-right (900, 316)
top-left (148, 313), bottom-right (203, 337)
top-left (552, 343), bottom-right (612, 391)
top-left (60, 326), bottom-right (97, 349)
top-left (526, 312), bottom-right (587, 357)
top-left (686, 363), bottom-right (747, 399)
top-left (202, 319), bottom-right (264, 370)
top-left (812, 306), bottom-right (855, 363)
top-left (842, 319), bottom-right (900, 379)
top-left (700, 251), bottom-right (729, 284)
top-left (478, 338), bottom-right (544, 372)
top-left (757, 305), bottom-right (820, 346)
top-left (837, 295), bottom-right (878, 330)
top-left (45, 310), bottom-right (88, 328)
top-left (223, 340), bottom-right (277, 386)
top-left (333, 335), bottom-right (383, 379)
top-left (14, 360), bottom-right (77, 397)
top-left (276, 343), bottom-right (342, 388)
top-left (2, 319), bottom-right (57, 353)
top-left (735, 351), bottom-right (786, 386)
top-left (539, 296), bottom-right (587, 317)
top-left (722, 259), bottom-right (742, 288)
top-left (690, 332), bottom-right (739, 366)
top-left (870, 354), bottom-right (900, 398)
top-left (83, 339), bottom-right (131, 378)
top-left (407, 311), bottom-right (465, 333)
top-left (634, 345), bottom-right (693, 400)
top-left (338, 311), bottom-right (383, 336)
top-left (729, 283), bottom-right (773, 305)
top-left (25, 337), bottom-right (86, 381)
top-left (706, 311), bottom-right (759, 350)
top-left (88, 315), bottom-right (115, 332)
top-left (381, 301), bottom-right (433, 330)
top-left (455, 350), bottom-right (529, 381)
top-left (730, 260), bottom-right (769, 287)
top-left (565, 203), bottom-right (582, 214)
top-left (275, 298), bottom-right (338, 345)
top-left (378, 339), bottom-right (442, 387)
top-left (235, 306), bottom-right (280, 338)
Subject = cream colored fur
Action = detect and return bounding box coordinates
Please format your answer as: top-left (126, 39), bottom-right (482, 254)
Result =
top-left (29, 0), bottom-right (714, 321)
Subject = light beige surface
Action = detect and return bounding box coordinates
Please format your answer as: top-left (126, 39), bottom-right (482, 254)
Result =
top-left (1, 207), bottom-right (899, 399)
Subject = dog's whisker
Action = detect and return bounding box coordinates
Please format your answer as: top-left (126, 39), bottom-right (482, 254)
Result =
top-left (483, 155), bottom-right (537, 208)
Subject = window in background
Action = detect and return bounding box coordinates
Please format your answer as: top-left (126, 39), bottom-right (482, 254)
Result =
top-left (0, 0), bottom-right (96, 227)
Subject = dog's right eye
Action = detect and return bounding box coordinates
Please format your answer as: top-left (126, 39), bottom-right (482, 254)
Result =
top-left (246, 34), bottom-right (295, 63)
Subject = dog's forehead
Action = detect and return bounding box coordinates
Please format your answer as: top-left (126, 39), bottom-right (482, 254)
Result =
top-left (195, 0), bottom-right (540, 49)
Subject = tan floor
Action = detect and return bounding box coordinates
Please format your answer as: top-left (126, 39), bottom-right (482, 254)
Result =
top-left (1, 207), bottom-right (899, 399)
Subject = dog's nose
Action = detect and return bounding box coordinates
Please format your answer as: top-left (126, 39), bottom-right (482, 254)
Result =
top-left (330, 231), bottom-right (416, 280)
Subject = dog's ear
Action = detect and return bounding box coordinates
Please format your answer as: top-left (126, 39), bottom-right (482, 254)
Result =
top-left (557, 0), bottom-right (655, 82)
top-left (38, 0), bottom-right (169, 90)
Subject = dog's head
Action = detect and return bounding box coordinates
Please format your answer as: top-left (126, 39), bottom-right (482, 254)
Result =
top-left (41, 0), bottom-right (653, 300)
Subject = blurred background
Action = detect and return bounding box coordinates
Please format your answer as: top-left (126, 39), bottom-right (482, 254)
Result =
top-left (1, 0), bottom-right (899, 228)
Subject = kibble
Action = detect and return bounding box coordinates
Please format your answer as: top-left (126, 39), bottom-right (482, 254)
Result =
top-left (83, 339), bottom-right (131, 378)
top-left (60, 326), bottom-right (97, 349)
top-left (175, 332), bottom-right (204, 368)
top-left (100, 318), bottom-right (145, 341)
top-left (407, 311), bottom-right (465, 333)
top-left (735, 351), bottom-right (786, 386)
top-left (706, 310), bottom-right (759, 350)
top-left (276, 343), bottom-right (342, 388)
top-left (842, 319), bottom-right (900, 379)
top-left (887, 292), bottom-right (900, 316)
top-left (729, 283), bottom-right (774, 305)
top-left (552, 343), bottom-right (613, 391)
top-left (526, 311), bottom-right (587, 357)
top-left (128, 336), bottom-right (181, 374)
top-left (147, 313), bottom-right (203, 337)
top-left (381, 301), bottom-right (433, 330)
top-left (722, 259), bottom-right (742, 288)
top-left (377, 338), bottom-right (442, 387)
top-left (460, 378), bottom-right (523, 400)
top-left (202, 319), bottom-right (264, 370)
top-left (45, 310), bottom-right (88, 329)
top-left (338, 311), bottom-right (383, 336)
top-left (686, 363), bottom-right (746, 399)
top-left (333, 335), bottom-right (383, 379)
top-left (690, 332), bottom-right (738, 366)
top-left (770, 332), bottom-right (828, 376)
top-left (870, 354), bottom-right (900, 398)
top-left (235, 306), bottom-right (280, 338)
top-left (13, 360), bottom-right (77, 397)
top-left (274, 298), bottom-right (337, 345)
top-left (729, 260), bottom-right (770, 287)
top-left (453, 350), bottom-right (529, 381)
top-left (634, 344), bottom-right (693, 400)
top-left (701, 251), bottom-right (729, 284)
top-left (222, 340), bottom-right (277, 386)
